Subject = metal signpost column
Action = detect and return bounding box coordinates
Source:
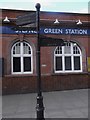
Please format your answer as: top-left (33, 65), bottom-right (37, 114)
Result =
top-left (35, 3), bottom-right (45, 120)
top-left (16, 4), bottom-right (65, 119)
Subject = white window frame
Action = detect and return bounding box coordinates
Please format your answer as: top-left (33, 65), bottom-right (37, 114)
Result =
top-left (11, 42), bottom-right (33, 74)
top-left (54, 42), bottom-right (82, 73)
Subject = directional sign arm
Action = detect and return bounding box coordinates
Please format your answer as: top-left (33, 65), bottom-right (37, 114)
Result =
top-left (40, 35), bottom-right (65, 47)
top-left (16, 12), bottom-right (36, 26)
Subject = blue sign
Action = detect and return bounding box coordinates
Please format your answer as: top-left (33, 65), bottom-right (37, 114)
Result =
top-left (41, 28), bottom-right (89, 35)
top-left (0, 26), bottom-right (90, 35)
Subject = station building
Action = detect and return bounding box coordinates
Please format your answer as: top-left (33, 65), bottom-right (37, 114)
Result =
top-left (0, 9), bottom-right (90, 94)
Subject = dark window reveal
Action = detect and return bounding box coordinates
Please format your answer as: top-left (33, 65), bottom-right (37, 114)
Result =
top-left (13, 57), bottom-right (21, 72)
top-left (24, 57), bottom-right (31, 72)
top-left (12, 42), bottom-right (32, 74)
top-left (56, 57), bottom-right (62, 70)
top-left (65, 56), bottom-right (71, 70)
top-left (74, 56), bottom-right (80, 70)
top-left (54, 42), bottom-right (82, 73)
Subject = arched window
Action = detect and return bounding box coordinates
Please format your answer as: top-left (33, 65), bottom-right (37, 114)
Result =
top-left (11, 41), bottom-right (33, 74)
top-left (54, 42), bottom-right (82, 73)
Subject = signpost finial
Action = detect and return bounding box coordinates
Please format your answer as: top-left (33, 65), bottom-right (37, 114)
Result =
top-left (35, 3), bottom-right (41, 9)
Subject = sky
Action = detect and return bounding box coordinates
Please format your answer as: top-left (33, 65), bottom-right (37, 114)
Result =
top-left (0, 0), bottom-right (90, 13)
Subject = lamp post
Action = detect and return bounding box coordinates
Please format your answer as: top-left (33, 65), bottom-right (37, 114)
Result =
top-left (35, 3), bottom-right (45, 119)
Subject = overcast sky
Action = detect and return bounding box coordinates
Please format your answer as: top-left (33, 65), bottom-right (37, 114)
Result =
top-left (0, 0), bottom-right (89, 13)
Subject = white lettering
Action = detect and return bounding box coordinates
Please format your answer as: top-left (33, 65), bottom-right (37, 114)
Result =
top-left (22, 31), bottom-right (27, 33)
top-left (44, 28), bottom-right (63, 34)
top-left (15, 31), bottom-right (19, 33)
top-left (78, 29), bottom-right (87, 34)
top-left (15, 28), bottom-right (88, 35)
top-left (44, 28), bottom-right (49, 33)
top-left (65, 29), bottom-right (71, 34)
top-left (65, 29), bottom-right (87, 35)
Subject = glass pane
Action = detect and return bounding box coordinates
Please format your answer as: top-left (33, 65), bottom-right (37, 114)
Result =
top-left (56, 57), bottom-right (62, 71)
top-left (13, 47), bottom-right (15, 54)
top-left (73, 46), bottom-right (80, 54)
top-left (74, 56), bottom-right (80, 70)
top-left (23, 43), bottom-right (31, 54)
top-left (55, 46), bottom-right (62, 54)
top-left (16, 43), bottom-right (20, 54)
top-left (13, 57), bottom-right (21, 72)
top-left (64, 43), bottom-right (71, 54)
top-left (65, 56), bottom-right (71, 70)
top-left (23, 57), bottom-right (31, 72)
top-left (0, 58), bottom-right (4, 76)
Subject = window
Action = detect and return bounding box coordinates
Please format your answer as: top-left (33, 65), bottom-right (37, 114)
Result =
top-left (54, 42), bottom-right (82, 73)
top-left (11, 42), bottom-right (33, 74)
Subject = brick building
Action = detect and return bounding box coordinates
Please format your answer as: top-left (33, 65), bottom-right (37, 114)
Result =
top-left (0, 9), bottom-right (90, 94)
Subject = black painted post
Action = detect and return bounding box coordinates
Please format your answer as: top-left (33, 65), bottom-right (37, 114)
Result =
top-left (35, 3), bottom-right (45, 120)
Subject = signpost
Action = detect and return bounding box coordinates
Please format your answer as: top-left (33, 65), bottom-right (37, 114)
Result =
top-left (16, 12), bottom-right (36, 26)
top-left (35, 3), bottom-right (45, 120)
top-left (40, 35), bottom-right (65, 47)
top-left (16, 3), bottom-right (65, 119)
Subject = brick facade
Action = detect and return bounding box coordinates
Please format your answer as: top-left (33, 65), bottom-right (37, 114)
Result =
top-left (1, 9), bottom-right (90, 94)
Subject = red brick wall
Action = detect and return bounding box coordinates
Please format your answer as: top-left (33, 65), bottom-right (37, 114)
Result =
top-left (2, 33), bottom-right (89, 94)
top-left (1, 9), bottom-right (89, 94)
top-left (2, 73), bottom-right (88, 95)
top-left (3, 35), bottom-right (88, 75)
top-left (42, 73), bottom-right (88, 91)
top-left (2, 75), bottom-right (37, 94)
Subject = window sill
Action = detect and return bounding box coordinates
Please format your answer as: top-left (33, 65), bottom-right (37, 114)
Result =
top-left (4, 74), bottom-right (37, 78)
top-left (3, 72), bottom-right (89, 77)
top-left (52, 72), bottom-right (88, 76)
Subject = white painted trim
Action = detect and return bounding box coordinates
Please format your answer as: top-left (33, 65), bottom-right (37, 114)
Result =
top-left (11, 42), bottom-right (33, 74)
top-left (54, 42), bottom-right (83, 73)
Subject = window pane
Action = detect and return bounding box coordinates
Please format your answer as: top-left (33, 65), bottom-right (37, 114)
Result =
top-left (23, 43), bottom-right (31, 54)
top-left (0, 58), bottom-right (4, 76)
top-left (74, 56), bottom-right (80, 70)
top-left (65, 56), bottom-right (71, 70)
top-left (16, 43), bottom-right (20, 54)
top-left (56, 57), bottom-right (62, 70)
top-left (73, 46), bottom-right (80, 54)
top-left (24, 57), bottom-right (31, 72)
top-left (55, 46), bottom-right (62, 54)
top-left (13, 47), bottom-right (15, 54)
top-left (64, 43), bottom-right (71, 54)
top-left (13, 57), bottom-right (21, 72)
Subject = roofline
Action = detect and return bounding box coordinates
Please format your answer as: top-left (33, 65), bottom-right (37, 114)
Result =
top-left (0, 8), bottom-right (35, 13)
top-left (0, 8), bottom-right (89, 15)
top-left (41, 11), bottom-right (89, 16)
